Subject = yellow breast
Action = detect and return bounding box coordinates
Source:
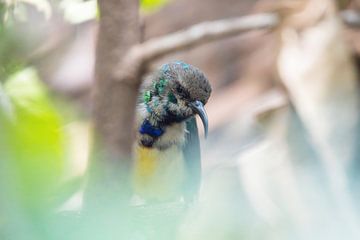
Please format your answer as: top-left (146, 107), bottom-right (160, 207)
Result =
top-left (132, 144), bottom-right (185, 201)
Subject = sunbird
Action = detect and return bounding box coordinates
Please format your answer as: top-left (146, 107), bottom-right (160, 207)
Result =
top-left (133, 61), bottom-right (211, 203)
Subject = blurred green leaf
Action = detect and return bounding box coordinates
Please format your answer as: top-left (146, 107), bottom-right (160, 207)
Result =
top-left (2, 67), bottom-right (64, 211)
top-left (141, 0), bottom-right (169, 13)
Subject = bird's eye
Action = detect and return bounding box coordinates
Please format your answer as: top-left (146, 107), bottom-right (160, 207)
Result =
top-left (176, 86), bottom-right (184, 94)
top-left (174, 82), bottom-right (191, 100)
top-left (168, 92), bottom-right (178, 104)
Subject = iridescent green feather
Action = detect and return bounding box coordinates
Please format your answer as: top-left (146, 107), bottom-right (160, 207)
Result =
top-left (143, 90), bottom-right (152, 103)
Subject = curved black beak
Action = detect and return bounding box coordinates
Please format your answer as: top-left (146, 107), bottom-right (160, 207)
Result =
top-left (190, 100), bottom-right (208, 138)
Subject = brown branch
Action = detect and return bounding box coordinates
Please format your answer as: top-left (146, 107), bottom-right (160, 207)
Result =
top-left (84, 0), bottom-right (140, 210)
top-left (137, 13), bottom-right (279, 61)
top-left (114, 13), bottom-right (280, 81)
top-left (114, 10), bottom-right (360, 82)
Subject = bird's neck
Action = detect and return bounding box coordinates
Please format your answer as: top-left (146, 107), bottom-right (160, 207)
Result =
top-left (141, 100), bottom-right (187, 129)
top-left (137, 103), bottom-right (186, 149)
top-left (139, 119), bottom-right (164, 138)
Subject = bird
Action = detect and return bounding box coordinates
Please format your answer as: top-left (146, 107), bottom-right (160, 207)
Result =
top-left (132, 61), bottom-right (212, 204)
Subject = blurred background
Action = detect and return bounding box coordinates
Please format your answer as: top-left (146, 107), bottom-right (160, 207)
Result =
top-left (2, 0), bottom-right (360, 239)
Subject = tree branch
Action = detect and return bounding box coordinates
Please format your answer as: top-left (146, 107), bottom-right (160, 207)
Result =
top-left (114, 10), bottom-right (360, 82)
top-left (113, 13), bottom-right (279, 81)
top-left (84, 0), bottom-right (140, 210)
top-left (138, 13), bottom-right (279, 61)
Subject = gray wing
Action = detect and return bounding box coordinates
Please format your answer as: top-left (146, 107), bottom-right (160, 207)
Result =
top-left (182, 116), bottom-right (201, 202)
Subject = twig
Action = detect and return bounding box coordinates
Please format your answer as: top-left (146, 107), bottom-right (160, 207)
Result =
top-left (113, 13), bottom-right (279, 81)
top-left (136, 13), bottom-right (279, 61)
top-left (113, 10), bottom-right (360, 82)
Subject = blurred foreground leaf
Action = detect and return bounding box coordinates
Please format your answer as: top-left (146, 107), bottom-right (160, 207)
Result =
top-left (1, 67), bottom-right (64, 212)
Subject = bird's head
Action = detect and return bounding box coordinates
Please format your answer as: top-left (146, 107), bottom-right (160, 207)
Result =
top-left (142, 61), bottom-right (212, 136)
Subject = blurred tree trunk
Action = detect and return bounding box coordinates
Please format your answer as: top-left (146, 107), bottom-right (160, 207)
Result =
top-left (84, 0), bottom-right (140, 209)
top-left (94, 0), bottom-right (140, 157)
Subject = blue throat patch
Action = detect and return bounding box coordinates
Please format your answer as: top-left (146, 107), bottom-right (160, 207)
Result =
top-left (139, 119), bottom-right (164, 138)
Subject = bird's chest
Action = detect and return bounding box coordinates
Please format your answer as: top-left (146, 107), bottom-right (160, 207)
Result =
top-left (132, 144), bottom-right (185, 202)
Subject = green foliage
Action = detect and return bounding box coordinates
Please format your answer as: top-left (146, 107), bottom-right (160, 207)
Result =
top-left (141, 0), bottom-right (169, 12)
top-left (1, 68), bottom-right (64, 212)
